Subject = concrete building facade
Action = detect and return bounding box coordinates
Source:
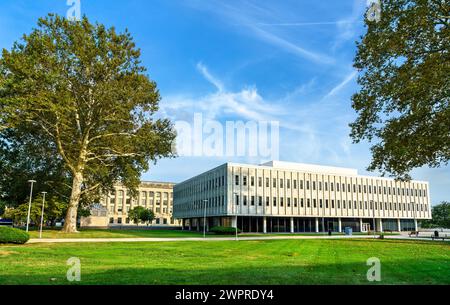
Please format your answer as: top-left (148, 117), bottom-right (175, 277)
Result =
top-left (173, 161), bottom-right (432, 233)
top-left (98, 181), bottom-right (181, 227)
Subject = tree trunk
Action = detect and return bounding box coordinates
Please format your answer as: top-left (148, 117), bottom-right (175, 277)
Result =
top-left (62, 171), bottom-right (83, 233)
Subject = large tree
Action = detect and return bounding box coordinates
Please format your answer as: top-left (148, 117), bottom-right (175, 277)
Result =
top-left (351, 0), bottom-right (449, 179)
top-left (421, 202), bottom-right (450, 228)
top-left (0, 15), bottom-right (176, 232)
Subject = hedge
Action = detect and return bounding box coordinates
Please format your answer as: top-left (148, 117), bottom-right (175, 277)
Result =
top-left (210, 226), bottom-right (241, 235)
top-left (0, 226), bottom-right (30, 244)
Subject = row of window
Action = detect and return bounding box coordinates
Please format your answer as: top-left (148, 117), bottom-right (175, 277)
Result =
top-left (232, 195), bottom-right (428, 212)
top-left (234, 175), bottom-right (427, 197)
top-left (110, 217), bottom-right (175, 225)
top-left (174, 175), bottom-right (226, 198)
top-left (109, 206), bottom-right (172, 214)
top-left (175, 196), bottom-right (226, 212)
top-left (108, 198), bottom-right (172, 206)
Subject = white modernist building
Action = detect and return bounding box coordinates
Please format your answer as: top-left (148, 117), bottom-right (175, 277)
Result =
top-left (173, 161), bottom-right (432, 233)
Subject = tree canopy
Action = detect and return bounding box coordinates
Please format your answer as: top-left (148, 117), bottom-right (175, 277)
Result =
top-left (0, 14), bottom-right (176, 232)
top-left (421, 202), bottom-right (450, 228)
top-left (351, 0), bottom-right (449, 179)
top-left (2, 194), bottom-right (65, 226)
top-left (128, 206), bottom-right (155, 226)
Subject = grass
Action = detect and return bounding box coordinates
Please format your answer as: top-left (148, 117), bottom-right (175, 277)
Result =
top-left (26, 228), bottom-right (208, 239)
top-left (25, 228), bottom-right (400, 239)
top-left (0, 239), bottom-right (448, 285)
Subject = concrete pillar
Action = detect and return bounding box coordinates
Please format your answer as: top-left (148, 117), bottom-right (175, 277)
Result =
top-left (377, 219), bottom-right (383, 232)
top-left (414, 219), bottom-right (418, 232)
top-left (397, 219), bottom-right (401, 232)
top-left (359, 218), bottom-right (363, 232)
top-left (290, 217), bottom-right (294, 233)
top-left (188, 219), bottom-right (191, 231)
top-left (338, 218), bottom-right (342, 233)
top-left (263, 217), bottom-right (267, 234)
top-left (181, 219), bottom-right (185, 231)
top-left (231, 216), bottom-right (237, 228)
top-left (315, 218), bottom-right (319, 233)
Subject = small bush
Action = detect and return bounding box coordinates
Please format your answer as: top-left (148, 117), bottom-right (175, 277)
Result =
top-left (210, 226), bottom-right (241, 235)
top-left (0, 227), bottom-right (30, 244)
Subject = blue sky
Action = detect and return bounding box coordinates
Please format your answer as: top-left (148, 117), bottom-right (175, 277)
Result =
top-left (0, 0), bottom-right (448, 204)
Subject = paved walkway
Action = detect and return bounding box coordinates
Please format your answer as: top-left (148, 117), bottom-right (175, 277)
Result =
top-left (27, 234), bottom-right (449, 244)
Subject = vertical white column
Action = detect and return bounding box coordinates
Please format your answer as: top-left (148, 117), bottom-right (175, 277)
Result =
top-left (315, 218), bottom-right (319, 233)
top-left (231, 216), bottom-right (237, 228)
top-left (378, 219), bottom-right (383, 232)
top-left (290, 217), bottom-right (294, 233)
top-left (414, 219), bottom-right (418, 232)
top-left (397, 219), bottom-right (401, 232)
top-left (188, 219), bottom-right (192, 231)
top-left (359, 218), bottom-right (363, 232)
top-left (263, 217), bottom-right (267, 234)
top-left (338, 218), bottom-right (342, 233)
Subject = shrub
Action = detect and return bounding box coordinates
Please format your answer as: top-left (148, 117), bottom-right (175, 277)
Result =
top-left (0, 227), bottom-right (30, 244)
top-left (210, 226), bottom-right (241, 235)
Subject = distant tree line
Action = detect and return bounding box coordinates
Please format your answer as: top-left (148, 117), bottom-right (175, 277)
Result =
top-left (421, 202), bottom-right (450, 229)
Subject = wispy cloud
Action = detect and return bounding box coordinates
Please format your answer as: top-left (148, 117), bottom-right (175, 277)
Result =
top-left (323, 70), bottom-right (357, 99)
top-left (196, 62), bottom-right (225, 92)
top-left (248, 25), bottom-right (334, 64)
top-left (160, 62), bottom-right (355, 163)
top-left (185, 0), bottom-right (334, 65)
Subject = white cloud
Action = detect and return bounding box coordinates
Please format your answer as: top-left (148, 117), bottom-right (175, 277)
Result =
top-left (196, 62), bottom-right (225, 92)
top-left (185, 0), bottom-right (334, 65)
top-left (323, 70), bottom-right (357, 99)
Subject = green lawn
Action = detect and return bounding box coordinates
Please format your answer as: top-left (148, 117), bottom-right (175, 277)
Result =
top-left (26, 228), bottom-right (399, 239)
top-left (0, 239), bottom-right (448, 285)
top-left (27, 228), bottom-right (208, 239)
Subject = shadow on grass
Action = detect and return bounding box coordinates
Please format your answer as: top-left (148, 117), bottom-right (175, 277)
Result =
top-left (1, 257), bottom-right (449, 285)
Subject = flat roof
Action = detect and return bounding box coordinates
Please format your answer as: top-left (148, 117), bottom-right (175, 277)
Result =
top-left (261, 161), bottom-right (358, 176)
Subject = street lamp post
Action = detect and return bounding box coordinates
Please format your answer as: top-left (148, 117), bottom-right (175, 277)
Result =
top-left (203, 199), bottom-right (208, 238)
top-left (39, 192), bottom-right (47, 239)
top-left (371, 200), bottom-right (376, 239)
top-left (412, 202), bottom-right (417, 232)
top-left (233, 192), bottom-right (238, 241)
top-left (26, 180), bottom-right (36, 232)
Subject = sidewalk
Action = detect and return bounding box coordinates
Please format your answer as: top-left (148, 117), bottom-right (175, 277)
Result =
top-left (26, 234), bottom-right (449, 244)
